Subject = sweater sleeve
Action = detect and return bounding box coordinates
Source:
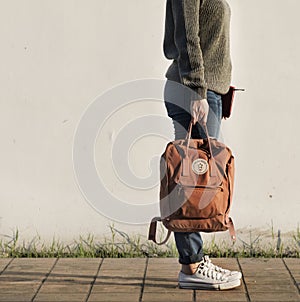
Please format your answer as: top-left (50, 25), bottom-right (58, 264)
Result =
top-left (171, 0), bottom-right (207, 100)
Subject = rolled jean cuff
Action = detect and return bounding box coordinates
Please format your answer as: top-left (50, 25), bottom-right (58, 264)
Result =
top-left (178, 252), bottom-right (204, 265)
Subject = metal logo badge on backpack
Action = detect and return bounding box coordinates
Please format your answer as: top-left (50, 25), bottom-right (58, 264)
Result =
top-left (192, 159), bottom-right (209, 175)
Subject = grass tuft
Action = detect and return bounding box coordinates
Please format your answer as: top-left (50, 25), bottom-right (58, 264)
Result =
top-left (0, 225), bottom-right (299, 258)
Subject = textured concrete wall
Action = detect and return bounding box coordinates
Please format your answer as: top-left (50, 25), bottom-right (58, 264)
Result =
top-left (0, 0), bottom-right (299, 243)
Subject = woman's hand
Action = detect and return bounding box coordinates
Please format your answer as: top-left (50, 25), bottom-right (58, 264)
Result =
top-left (190, 99), bottom-right (209, 125)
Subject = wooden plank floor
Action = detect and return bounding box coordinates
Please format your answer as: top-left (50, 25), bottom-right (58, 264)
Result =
top-left (0, 258), bottom-right (299, 302)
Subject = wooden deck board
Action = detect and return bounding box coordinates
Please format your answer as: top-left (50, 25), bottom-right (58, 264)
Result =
top-left (0, 258), bottom-right (298, 301)
top-left (239, 258), bottom-right (300, 302)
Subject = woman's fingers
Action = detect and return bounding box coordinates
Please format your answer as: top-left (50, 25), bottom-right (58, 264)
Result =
top-left (199, 99), bottom-right (209, 124)
top-left (191, 108), bottom-right (200, 125)
top-left (190, 99), bottom-right (209, 124)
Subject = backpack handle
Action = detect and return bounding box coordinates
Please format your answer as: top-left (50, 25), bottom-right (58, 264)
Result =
top-left (182, 121), bottom-right (218, 178)
top-left (185, 120), bottom-right (213, 157)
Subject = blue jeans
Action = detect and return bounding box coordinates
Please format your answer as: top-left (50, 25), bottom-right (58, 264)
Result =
top-left (163, 80), bottom-right (222, 265)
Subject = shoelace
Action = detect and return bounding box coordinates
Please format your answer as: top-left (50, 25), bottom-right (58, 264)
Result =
top-left (198, 258), bottom-right (227, 281)
top-left (203, 255), bottom-right (230, 274)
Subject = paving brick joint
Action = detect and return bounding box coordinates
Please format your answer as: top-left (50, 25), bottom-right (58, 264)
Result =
top-left (0, 258), bottom-right (299, 302)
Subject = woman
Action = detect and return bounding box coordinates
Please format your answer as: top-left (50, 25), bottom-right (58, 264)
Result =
top-left (163, 0), bottom-right (242, 290)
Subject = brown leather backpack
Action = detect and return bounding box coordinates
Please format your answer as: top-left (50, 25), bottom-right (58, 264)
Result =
top-left (148, 122), bottom-right (236, 244)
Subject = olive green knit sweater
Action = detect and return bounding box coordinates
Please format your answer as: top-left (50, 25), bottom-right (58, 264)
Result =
top-left (163, 0), bottom-right (232, 100)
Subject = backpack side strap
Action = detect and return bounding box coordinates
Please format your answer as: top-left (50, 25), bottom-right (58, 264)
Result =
top-left (148, 217), bottom-right (172, 245)
top-left (226, 216), bottom-right (236, 242)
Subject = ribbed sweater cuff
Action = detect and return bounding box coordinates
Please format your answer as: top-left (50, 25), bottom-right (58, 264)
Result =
top-left (191, 87), bottom-right (207, 101)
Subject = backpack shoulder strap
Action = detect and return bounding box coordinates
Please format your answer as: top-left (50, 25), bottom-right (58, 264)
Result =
top-left (148, 217), bottom-right (172, 245)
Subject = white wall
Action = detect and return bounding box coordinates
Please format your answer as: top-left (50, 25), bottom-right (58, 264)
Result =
top-left (0, 0), bottom-right (299, 243)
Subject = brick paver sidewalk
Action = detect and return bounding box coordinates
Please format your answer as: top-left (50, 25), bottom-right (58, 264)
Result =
top-left (0, 258), bottom-right (299, 302)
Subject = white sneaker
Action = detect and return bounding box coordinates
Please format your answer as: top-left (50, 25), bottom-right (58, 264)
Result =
top-left (202, 255), bottom-right (242, 280)
top-left (178, 256), bottom-right (242, 290)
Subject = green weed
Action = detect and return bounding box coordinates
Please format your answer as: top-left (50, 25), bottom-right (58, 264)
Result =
top-left (0, 225), bottom-right (299, 258)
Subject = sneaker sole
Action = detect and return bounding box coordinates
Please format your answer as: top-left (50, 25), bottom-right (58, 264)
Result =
top-left (179, 278), bottom-right (241, 290)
